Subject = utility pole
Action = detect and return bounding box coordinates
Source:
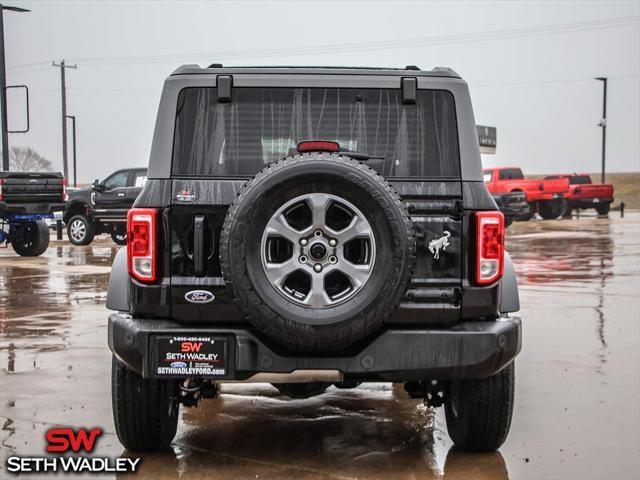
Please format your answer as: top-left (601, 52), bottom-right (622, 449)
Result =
top-left (0, 4), bottom-right (30, 171)
top-left (52, 59), bottom-right (76, 179)
top-left (65, 115), bottom-right (76, 186)
top-left (595, 77), bottom-right (607, 183)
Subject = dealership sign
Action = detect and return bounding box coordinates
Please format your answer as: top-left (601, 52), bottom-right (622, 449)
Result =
top-left (477, 125), bottom-right (497, 154)
top-left (5, 427), bottom-right (141, 474)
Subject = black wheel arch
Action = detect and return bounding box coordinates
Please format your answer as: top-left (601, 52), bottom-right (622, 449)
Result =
top-left (64, 200), bottom-right (90, 224)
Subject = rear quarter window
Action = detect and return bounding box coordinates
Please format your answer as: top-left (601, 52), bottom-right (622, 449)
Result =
top-left (568, 175), bottom-right (592, 185)
top-left (498, 169), bottom-right (524, 180)
top-left (171, 87), bottom-right (460, 178)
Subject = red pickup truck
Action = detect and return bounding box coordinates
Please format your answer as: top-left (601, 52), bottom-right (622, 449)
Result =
top-left (483, 167), bottom-right (569, 220)
top-left (544, 174), bottom-right (614, 216)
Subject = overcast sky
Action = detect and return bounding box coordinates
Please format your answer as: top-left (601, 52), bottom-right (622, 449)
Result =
top-left (4, 0), bottom-right (640, 182)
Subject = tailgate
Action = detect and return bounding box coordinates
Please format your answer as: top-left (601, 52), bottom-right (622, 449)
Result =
top-left (574, 184), bottom-right (613, 199)
top-left (390, 181), bottom-right (463, 324)
top-left (1, 172), bottom-right (64, 203)
top-left (167, 179), bottom-right (463, 326)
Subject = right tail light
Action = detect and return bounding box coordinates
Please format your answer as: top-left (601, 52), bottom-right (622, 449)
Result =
top-left (475, 211), bottom-right (505, 285)
top-left (0, 178), bottom-right (3, 201)
top-left (127, 208), bottom-right (158, 283)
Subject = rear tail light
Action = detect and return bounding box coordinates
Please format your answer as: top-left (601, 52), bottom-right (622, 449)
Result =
top-left (62, 178), bottom-right (68, 202)
top-left (297, 140), bottom-right (341, 153)
top-left (127, 208), bottom-right (158, 283)
top-left (0, 178), bottom-right (3, 201)
top-left (475, 211), bottom-right (505, 285)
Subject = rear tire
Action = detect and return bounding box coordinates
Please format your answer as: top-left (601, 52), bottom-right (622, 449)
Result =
top-left (111, 356), bottom-right (179, 452)
top-left (67, 215), bottom-right (95, 245)
top-left (10, 220), bottom-right (50, 257)
top-left (538, 201), bottom-right (562, 220)
top-left (595, 203), bottom-right (610, 216)
top-left (111, 232), bottom-right (127, 245)
top-left (445, 362), bottom-right (515, 451)
top-left (515, 202), bottom-right (535, 221)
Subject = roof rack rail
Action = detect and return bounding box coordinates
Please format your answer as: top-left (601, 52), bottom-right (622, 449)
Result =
top-left (208, 63), bottom-right (223, 68)
top-left (405, 65), bottom-right (421, 71)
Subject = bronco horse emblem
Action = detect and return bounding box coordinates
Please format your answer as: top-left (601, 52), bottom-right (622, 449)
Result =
top-left (428, 231), bottom-right (451, 260)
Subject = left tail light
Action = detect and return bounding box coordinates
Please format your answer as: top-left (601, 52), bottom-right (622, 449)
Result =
top-left (62, 178), bottom-right (68, 202)
top-left (127, 208), bottom-right (158, 283)
top-left (0, 178), bottom-right (4, 201)
top-left (475, 211), bottom-right (505, 285)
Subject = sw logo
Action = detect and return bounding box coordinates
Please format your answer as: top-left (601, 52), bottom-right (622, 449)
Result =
top-left (5, 426), bottom-right (141, 474)
top-left (46, 427), bottom-right (103, 453)
top-left (181, 341), bottom-right (204, 352)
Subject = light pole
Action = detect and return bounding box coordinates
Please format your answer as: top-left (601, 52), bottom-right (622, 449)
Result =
top-left (595, 77), bottom-right (607, 184)
top-left (65, 115), bottom-right (76, 187)
top-left (0, 4), bottom-right (30, 171)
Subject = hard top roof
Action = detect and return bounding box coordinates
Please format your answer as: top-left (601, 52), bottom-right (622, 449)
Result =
top-left (170, 64), bottom-right (460, 78)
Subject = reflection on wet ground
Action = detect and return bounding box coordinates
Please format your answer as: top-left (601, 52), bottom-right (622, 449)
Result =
top-left (1, 215), bottom-right (639, 479)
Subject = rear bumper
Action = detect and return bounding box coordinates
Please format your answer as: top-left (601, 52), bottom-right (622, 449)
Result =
top-left (108, 312), bottom-right (522, 381)
top-left (501, 203), bottom-right (530, 218)
top-left (0, 201), bottom-right (66, 216)
top-left (568, 198), bottom-right (613, 208)
top-left (530, 192), bottom-right (564, 202)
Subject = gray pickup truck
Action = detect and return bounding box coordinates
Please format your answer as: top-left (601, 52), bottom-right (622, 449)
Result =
top-left (106, 65), bottom-right (522, 453)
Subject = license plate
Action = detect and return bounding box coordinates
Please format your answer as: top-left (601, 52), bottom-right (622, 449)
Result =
top-left (593, 198), bottom-right (600, 203)
top-left (553, 193), bottom-right (560, 198)
top-left (153, 335), bottom-right (227, 377)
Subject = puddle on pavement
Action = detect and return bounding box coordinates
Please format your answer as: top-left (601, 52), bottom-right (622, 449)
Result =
top-left (1, 217), bottom-right (639, 479)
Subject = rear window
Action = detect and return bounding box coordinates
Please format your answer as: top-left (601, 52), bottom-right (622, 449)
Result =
top-left (171, 87), bottom-right (460, 178)
top-left (498, 169), bottom-right (524, 180)
top-left (568, 175), bottom-right (592, 185)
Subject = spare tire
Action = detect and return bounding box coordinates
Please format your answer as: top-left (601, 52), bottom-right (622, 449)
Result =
top-left (220, 153), bottom-right (415, 352)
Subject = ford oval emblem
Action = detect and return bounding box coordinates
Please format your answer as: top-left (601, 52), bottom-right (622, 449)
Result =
top-left (185, 290), bottom-right (215, 304)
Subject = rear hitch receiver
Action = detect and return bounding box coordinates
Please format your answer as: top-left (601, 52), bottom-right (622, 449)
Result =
top-left (404, 380), bottom-right (447, 408)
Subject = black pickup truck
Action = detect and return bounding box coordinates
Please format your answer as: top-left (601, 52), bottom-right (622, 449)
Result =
top-left (492, 191), bottom-right (530, 226)
top-left (106, 65), bottom-right (522, 453)
top-left (0, 171), bottom-right (67, 256)
top-left (64, 168), bottom-right (147, 245)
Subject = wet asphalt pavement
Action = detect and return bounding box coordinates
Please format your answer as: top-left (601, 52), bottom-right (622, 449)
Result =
top-left (1, 213), bottom-right (639, 479)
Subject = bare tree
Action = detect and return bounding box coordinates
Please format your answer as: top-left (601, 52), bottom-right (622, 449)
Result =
top-left (7, 146), bottom-right (53, 172)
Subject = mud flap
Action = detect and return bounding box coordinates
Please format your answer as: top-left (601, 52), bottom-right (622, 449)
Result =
top-left (107, 248), bottom-right (129, 311)
top-left (499, 251), bottom-right (519, 313)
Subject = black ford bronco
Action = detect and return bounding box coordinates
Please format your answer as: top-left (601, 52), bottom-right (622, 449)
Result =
top-left (107, 65), bottom-right (522, 453)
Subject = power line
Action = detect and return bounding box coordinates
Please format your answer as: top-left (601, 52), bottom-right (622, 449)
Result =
top-left (8, 15), bottom-right (639, 69)
top-left (470, 74), bottom-right (640, 88)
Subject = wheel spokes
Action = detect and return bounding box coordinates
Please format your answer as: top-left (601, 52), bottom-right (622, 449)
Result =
top-left (265, 213), bottom-right (305, 244)
top-left (307, 193), bottom-right (331, 229)
top-left (328, 215), bottom-right (372, 244)
top-left (263, 258), bottom-right (298, 288)
top-left (305, 273), bottom-right (330, 308)
top-left (261, 193), bottom-right (376, 308)
top-left (332, 258), bottom-right (372, 289)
